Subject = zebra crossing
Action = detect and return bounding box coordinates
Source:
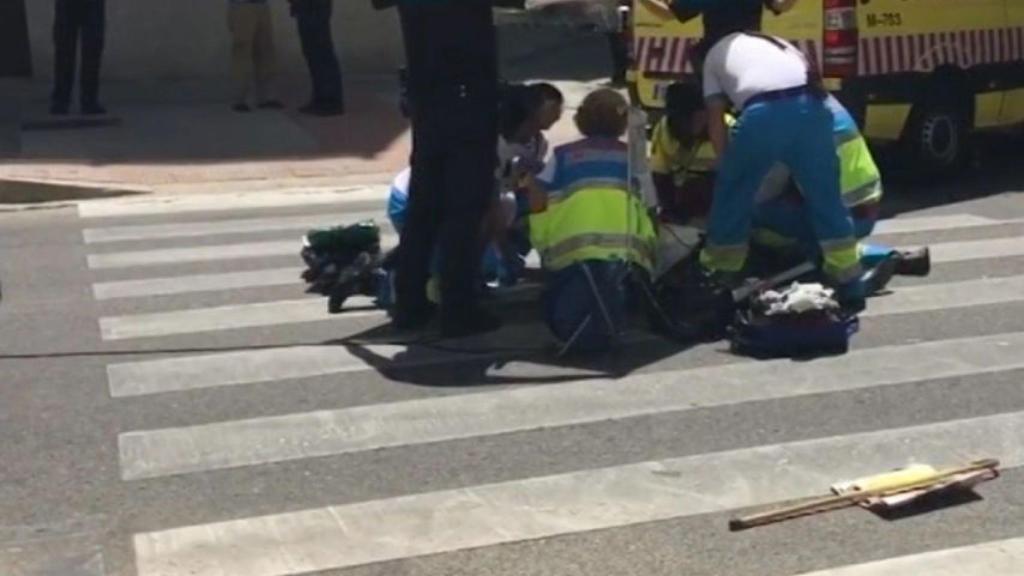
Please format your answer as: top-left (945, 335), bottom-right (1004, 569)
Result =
top-left (77, 192), bottom-right (1024, 576)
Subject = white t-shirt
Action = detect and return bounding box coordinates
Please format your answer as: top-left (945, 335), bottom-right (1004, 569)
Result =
top-left (702, 32), bottom-right (810, 110)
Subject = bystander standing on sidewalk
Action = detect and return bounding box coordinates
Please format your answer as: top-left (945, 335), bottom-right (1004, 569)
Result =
top-left (289, 0), bottom-right (345, 116)
top-left (228, 0), bottom-right (284, 113)
top-left (51, 0), bottom-right (107, 115)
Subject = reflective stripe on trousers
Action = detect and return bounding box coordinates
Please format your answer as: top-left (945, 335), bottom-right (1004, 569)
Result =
top-left (542, 232), bottom-right (654, 272)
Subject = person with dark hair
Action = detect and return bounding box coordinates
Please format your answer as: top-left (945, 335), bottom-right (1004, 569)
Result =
top-left (651, 82), bottom-right (930, 294)
top-left (51, 0), bottom-right (107, 115)
top-left (531, 82), bottom-right (564, 132)
top-left (384, 83), bottom-right (549, 306)
top-left (649, 81), bottom-right (724, 225)
top-left (390, 0), bottom-right (500, 336)
top-left (289, 0), bottom-right (344, 116)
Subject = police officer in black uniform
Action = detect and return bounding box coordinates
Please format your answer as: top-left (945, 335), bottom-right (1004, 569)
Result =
top-left (648, 0), bottom-right (797, 69)
top-left (51, 0), bottom-right (107, 115)
top-left (289, 0), bottom-right (344, 116)
top-left (390, 0), bottom-right (501, 337)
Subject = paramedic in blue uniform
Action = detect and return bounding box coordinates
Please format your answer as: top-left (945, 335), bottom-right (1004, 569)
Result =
top-left (697, 31), bottom-right (865, 308)
top-left (51, 0), bottom-right (107, 115)
top-left (391, 0), bottom-right (502, 337)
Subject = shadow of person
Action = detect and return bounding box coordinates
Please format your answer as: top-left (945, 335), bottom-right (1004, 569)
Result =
top-left (327, 296), bottom-right (696, 388)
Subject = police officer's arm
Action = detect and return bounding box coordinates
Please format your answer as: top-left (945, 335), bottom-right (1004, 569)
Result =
top-left (638, 0), bottom-right (705, 21)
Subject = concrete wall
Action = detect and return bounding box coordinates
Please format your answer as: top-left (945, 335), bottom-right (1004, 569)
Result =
top-left (25, 1), bottom-right (404, 81)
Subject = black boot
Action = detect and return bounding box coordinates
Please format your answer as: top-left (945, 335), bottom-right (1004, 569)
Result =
top-left (894, 247), bottom-right (931, 277)
top-left (862, 254), bottom-right (898, 296)
top-left (440, 306), bottom-right (502, 338)
top-left (391, 302), bottom-right (437, 331)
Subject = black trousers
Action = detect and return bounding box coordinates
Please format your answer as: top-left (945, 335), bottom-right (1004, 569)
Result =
top-left (607, 32), bottom-right (628, 82)
top-left (52, 0), bottom-right (105, 107)
top-left (395, 0), bottom-right (498, 319)
top-left (294, 0), bottom-right (343, 107)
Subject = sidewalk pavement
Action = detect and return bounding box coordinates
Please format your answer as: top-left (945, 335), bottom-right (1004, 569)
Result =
top-left (0, 28), bottom-right (618, 203)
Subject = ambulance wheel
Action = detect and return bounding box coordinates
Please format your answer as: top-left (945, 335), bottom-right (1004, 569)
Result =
top-left (905, 98), bottom-right (970, 177)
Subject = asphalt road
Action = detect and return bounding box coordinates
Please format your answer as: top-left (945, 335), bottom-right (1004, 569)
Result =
top-left (3, 161), bottom-right (1024, 575)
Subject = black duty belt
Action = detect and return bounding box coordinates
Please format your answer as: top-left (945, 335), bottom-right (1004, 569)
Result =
top-left (744, 85), bottom-right (814, 110)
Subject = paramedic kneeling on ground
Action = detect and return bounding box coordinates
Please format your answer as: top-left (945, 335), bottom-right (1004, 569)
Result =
top-left (520, 89), bottom-right (657, 352)
top-left (652, 82), bottom-right (932, 291)
top-left (696, 32), bottom-right (865, 309)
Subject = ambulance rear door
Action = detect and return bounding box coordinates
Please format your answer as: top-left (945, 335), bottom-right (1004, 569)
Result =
top-left (629, 3), bottom-right (701, 110)
top-left (999, 0), bottom-right (1024, 126)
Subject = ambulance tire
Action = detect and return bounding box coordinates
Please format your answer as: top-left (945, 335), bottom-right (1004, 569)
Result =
top-left (904, 97), bottom-right (970, 177)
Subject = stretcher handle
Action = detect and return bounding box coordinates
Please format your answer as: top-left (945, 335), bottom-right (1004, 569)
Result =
top-left (730, 260), bottom-right (817, 303)
top-left (728, 458), bottom-right (1000, 531)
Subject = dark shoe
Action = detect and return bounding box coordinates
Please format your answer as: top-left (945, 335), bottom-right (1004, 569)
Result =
top-left (862, 254), bottom-right (898, 296)
top-left (80, 103), bottom-right (107, 115)
top-left (257, 100), bottom-right (285, 110)
top-left (232, 103), bottom-right (252, 113)
top-left (441, 308), bottom-right (502, 338)
top-left (834, 280), bottom-right (866, 314)
top-left (50, 102), bottom-right (70, 116)
top-left (391, 302), bottom-right (437, 331)
top-left (894, 247), bottom-right (931, 277)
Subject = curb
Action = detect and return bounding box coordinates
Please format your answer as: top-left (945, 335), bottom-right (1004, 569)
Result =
top-left (0, 178), bottom-right (148, 205)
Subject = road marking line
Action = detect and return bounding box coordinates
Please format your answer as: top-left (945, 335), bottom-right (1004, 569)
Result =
top-left (97, 271), bottom-right (1024, 341)
top-left (87, 235), bottom-right (400, 270)
top-left (92, 268), bottom-right (305, 300)
top-left (87, 241), bottom-right (298, 269)
top-left (82, 213), bottom-right (1001, 244)
top-left (793, 537), bottom-right (1024, 576)
top-left (930, 236), bottom-right (1024, 263)
top-left (99, 298), bottom-right (379, 341)
top-left (83, 212), bottom-right (385, 244)
top-left (872, 213), bottom-right (1000, 235)
top-left (77, 187), bottom-right (387, 219)
top-left (863, 275), bottom-right (1024, 317)
top-left (117, 331), bottom-right (1024, 479)
top-left (132, 411), bottom-right (1024, 576)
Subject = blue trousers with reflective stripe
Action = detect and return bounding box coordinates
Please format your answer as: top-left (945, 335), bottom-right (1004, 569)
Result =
top-left (704, 95), bottom-right (856, 277)
top-left (752, 197), bottom-right (895, 270)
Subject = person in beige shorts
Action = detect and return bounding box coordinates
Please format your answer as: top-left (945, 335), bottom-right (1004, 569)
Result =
top-left (228, 0), bottom-right (283, 112)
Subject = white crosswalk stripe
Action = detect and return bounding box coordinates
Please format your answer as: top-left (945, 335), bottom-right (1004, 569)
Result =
top-left (133, 411), bottom-right (1024, 576)
top-left (792, 537), bottom-right (1024, 575)
top-left (117, 331), bottom-right (1024, 480)
top-left (76, 187), bottom-right (387, 218)
top-left (83, 211), bottom-right (384, 244)
top-left (92, 267), bottom-right (305, 300)
top-left (97, 271), bottom-right (1024, 340)
top-left (76, 200), bottom-right (1024, 576)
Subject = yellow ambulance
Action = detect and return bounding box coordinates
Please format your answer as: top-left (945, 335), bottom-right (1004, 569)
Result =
top-left (629, 0), bottom-right (1024, 172)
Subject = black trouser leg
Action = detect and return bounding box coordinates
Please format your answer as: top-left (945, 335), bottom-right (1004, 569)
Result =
top-left (395, 0), bottom-right (498, 319)
top-left (296, 0), bottom-right (342, 107)
top-left (395, 145), bottom-right (444, 309)
top-left (438, 134), bottom-right (496, 315)
top-left (51, 0), bottom-right (79, 107)
top-left (79, 0), bottom-right (105, 106)
top-left (607, 32), bottom-right (628, 82)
